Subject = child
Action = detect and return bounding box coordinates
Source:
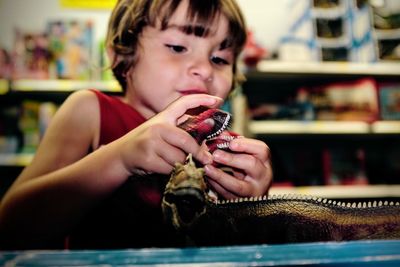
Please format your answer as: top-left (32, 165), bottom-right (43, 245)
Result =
top-left (0, 0), bottom-right (273, 249)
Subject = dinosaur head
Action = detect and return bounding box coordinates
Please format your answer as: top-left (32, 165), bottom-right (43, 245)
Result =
top-left (178, 108), bottom-right (231, 145)
top-left (162, 154), bottom-right (207, 230)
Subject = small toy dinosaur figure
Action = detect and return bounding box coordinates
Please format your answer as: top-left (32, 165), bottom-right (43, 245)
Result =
top-left (162, 108), bottom-right (400, 246)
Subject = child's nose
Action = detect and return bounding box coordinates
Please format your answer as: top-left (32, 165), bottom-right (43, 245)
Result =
top-left (189, 57), bottom-right (213, 82)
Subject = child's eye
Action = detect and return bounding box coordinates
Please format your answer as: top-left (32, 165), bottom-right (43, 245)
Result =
top-left (210, 56), bottom-right (229, 65)
top-left (165, 44), bottom-right (186, 53)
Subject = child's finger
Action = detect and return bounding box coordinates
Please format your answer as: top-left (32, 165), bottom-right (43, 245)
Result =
top-left (205, 164), bottom-right (250, 197)
top-left (207, 178), bottom-right (238, 200)
top-left (229, 138), bottom-right (271, 163)
top-left (163, 94), bottom-right (223, 123)
top-left (161, 125), bottom-right (213, 165)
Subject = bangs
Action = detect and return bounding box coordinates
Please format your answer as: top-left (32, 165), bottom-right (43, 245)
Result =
top-left (148, 0), bottom-right (219, 37)
top-left (146, 0), bottom-right (246, 54)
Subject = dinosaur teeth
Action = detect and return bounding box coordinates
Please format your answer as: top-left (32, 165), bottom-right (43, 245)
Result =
top-left (206, 113), bottom-right (231, 139)
top-left (217, 142), bottom-right (230, 149)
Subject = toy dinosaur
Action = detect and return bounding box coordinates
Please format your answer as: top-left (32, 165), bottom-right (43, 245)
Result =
top-left (162, 108), bottom-right (400, 246)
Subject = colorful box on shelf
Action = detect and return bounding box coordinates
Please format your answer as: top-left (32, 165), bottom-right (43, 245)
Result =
top-left (379, 83), bottom-right (400, 120)
top-left (279, 0), bottom-right (316, 61)
top-left (280, 0), bottom-right (379, 62)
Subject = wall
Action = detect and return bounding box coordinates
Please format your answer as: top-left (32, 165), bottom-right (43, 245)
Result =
top-left (0, 0), bottom-right (291, 52)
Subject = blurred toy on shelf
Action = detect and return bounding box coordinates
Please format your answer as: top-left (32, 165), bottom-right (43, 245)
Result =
top-left (250, 88), bottom-right (315, 121)
top-left (249, 78), bottom-right (379, 123)
top-left (12, 29), bottom-right (53, 79)
top-left (10, 19), bottom-right (95, 80)
top-left (308, 78), bottom-right (379, 122)
top-left (241, 30), bottom-right (266, 68)
top-left (18, 100), bottom-right (40, 153)
top-left (279, 0), bottom-right (377, 62)
top-left (372, 0), bottom-right (400, 30)
top-left (378, 82), bottom-right (400, 120)
top-left (47, 19), bottom-right (94, 80)
top-left (370, 0), bottom-right (400, 61)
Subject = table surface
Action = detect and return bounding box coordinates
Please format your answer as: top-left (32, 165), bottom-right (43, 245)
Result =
top-left (1, 240), bottom-right (400, 266)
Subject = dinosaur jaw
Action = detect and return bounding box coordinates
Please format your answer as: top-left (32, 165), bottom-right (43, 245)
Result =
top-left (163, 187), bottom-right (206, 229)
top-left (206, 131), bottom-right (239, 153)
top-left (162, 154), bottom-right (208, 229)
top-left (179, 109), bottom-right (232, 144)
top-left (205, 111), bottom-right (231, 140)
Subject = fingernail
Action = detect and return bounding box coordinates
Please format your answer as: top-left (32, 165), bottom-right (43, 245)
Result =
top-left (211, 96), bottom-right (223, 105)
top-left (202, 152), bottom-right (213, 165)
top-left (204, 164), bottom-right (213, 175)
top-left (229, 141), bottom-right (237, 150)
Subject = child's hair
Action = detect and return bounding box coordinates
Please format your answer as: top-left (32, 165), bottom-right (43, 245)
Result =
top-left (106, 0), bottom-right (247, 93)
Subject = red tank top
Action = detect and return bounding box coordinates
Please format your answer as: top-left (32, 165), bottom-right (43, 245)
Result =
top-left (67, 90), bottom-right (176, 249)
top-left (90, 89), bottom-right (146, 145)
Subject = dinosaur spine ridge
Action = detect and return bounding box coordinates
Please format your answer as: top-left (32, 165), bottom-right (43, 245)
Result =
top-left (216, 194), bottom-right (400, 209)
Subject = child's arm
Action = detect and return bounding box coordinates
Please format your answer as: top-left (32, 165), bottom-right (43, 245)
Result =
top-left (0, 91), bottom-right (222, 248)
top-left (0, 90), bottom-right (105, 248)
top-left (204, 137), bottom-right (273, 200)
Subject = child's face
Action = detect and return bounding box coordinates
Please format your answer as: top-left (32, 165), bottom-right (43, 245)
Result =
top-left (127, 0), bottom-right (234, 118)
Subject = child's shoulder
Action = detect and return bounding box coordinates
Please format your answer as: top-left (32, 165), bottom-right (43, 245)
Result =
top-left (65, 89), bottom-right (100, 108)
top-left (58, 89), bottom-right (101, 123)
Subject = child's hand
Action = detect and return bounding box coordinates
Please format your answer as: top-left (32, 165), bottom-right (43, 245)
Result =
top-left (116, 94), bottom-right (222, 175)
top-left (204, 137), bottom-right (273, 199)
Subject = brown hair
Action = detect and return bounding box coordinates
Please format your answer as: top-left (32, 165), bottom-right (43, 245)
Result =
top-left (106, 0), bottom-right (247, 92)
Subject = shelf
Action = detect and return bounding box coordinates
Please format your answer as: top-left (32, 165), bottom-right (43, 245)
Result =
top-left (0, 153), bottom-right (34, 167)
top-left (371, 121), bottom-right (400, 133)
top-left (374, 28), bottom-right (400, 40)
top-left (255, 60), bottom-right (400, 76)
top-left (11, 79), bottom-right (122, 92)
top-left (249, 120), bottom-right (400, 134)
top-left (269, 185), bottom-right (400, 199)
top-left (0, 79), bottom-right (9, 94)
top-left (311, 5), bottom-right (347, 18)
